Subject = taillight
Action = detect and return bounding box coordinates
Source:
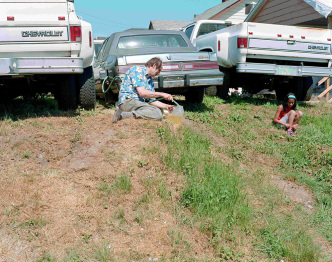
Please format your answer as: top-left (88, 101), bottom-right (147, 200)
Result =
top-left (7, 16), bottom-right (14, 21)
top-left (237, 38), bottom-right (247, 48)
top-left (183, 62), bottom-right (219, 70)
top-left (218, 40), bottom-right (220, 51)
top-left (70, 26), bottom-right (81, 42)
top-left (89, 31), bottom-right (92, 47)
top-left (58, 16), bottom-right (65, 20)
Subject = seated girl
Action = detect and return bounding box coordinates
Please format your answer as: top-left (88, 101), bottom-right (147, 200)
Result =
top-left (273, 93), bottom-right (303, 136)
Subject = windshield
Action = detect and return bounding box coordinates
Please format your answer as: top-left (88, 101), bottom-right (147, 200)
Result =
top-left (117, 34), bottom-right (188, 49)
top-left (197, 23), bottom-right (229, 37)
top-left (94, 43), bottom-right (103, 56)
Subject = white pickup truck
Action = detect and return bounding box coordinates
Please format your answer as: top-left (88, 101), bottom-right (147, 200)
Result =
top-left (0, 0), bottom-right (96, 110)
top-left (195, 22), bottom-right (332, 100)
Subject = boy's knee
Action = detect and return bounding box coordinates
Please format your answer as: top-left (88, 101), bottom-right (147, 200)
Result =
top-left (150, 107), bottom-right (163, 121)
top-left (289, 110), bottom-right (296, 115)
top-left (155, 110), bottom-right (163, 121)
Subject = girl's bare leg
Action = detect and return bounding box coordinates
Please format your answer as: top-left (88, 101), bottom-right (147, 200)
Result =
top-left (287, 110), bottom-right (296, 131)
top-left (292, 111), bottom-right (303, 130)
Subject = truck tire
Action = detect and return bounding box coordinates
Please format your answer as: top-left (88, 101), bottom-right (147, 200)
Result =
top-left (58, 75), bottom-right (77, 110)
top-left (205, 85), bottom-right (217, 96)
top-left (275, 77), bottom-right (313, 101)
top-left (77, 66), bottom-right (96, 110)
top-left (185, 87), bottom-right (205, 103)
top-left (300, 77), bottom-right (314, 101)
top-left (216, 71), bottom-right (230, 99)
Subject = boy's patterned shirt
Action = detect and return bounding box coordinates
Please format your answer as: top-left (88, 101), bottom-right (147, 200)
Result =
top-left (118, 66), bottom-right (156, 105)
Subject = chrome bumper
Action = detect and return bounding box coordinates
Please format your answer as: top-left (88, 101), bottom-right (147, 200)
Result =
top-left (0, 57), bottom-right (83, 75)
top-left (154, 74), bottom-right (223, 89)
top-left (237, 62), bottom-right (332, 77)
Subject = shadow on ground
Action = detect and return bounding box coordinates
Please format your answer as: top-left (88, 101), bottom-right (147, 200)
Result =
top-left (0, 95), bottom-right (78, 121)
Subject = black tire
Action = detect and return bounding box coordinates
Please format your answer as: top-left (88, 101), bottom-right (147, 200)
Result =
top-left (205, 85), bottom-right (217, 96)
top-left (58, 75), bottom-right (77, 110)
top-left (77, 66), bottom-right (96, 110)
top-left (275, 77), bottom-right (313, 101)
top-left (217, 71), bottom-right (230, 99)
top-left (300, 77), bottom-right (314, 101)
top-left (185, 87), bottom-right (205, 103)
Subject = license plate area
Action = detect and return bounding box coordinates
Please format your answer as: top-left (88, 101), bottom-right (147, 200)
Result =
top-left (276, 65), bottom-right (299, 76)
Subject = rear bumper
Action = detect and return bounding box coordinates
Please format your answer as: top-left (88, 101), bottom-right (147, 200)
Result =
top-left (0, 57), bottom-right (83, 75)
top-left (237, 62), bottom-right (332, 77)
top-left (154, 73), bottom-right (223, 89)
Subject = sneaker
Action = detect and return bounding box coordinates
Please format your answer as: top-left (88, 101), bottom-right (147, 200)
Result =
top-left (112, 109), bottom-right (122, 123)
top-left (287, 129), bottom-right (296, 136)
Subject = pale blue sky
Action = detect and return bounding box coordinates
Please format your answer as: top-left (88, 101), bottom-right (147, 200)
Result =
top-left (75, 0), bottom-right (220, 37)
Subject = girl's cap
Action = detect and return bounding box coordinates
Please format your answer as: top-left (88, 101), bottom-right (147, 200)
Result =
top-left (288, 95), bottom-right (296, 99)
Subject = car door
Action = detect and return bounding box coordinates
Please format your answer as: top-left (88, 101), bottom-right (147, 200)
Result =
top-left (93, 37), bottom-right (110, 93)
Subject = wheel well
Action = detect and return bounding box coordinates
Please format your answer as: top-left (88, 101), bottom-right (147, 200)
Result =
top-left (199, 48), bottom-right (213, 52)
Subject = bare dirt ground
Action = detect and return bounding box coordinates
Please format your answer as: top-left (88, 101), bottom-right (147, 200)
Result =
top-left (0, 104), bottom-right (215, 261)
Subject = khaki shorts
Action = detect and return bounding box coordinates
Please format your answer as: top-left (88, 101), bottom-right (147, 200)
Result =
top-left (119, 98), bottom-right (163, 121)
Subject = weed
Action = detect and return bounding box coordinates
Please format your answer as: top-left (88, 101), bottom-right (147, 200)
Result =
top-left (22, 151), bottom-right (31, 159)
top-left (20, 217), bottom-right (47, 229)
top-left (93, 243), bottom-right (113, 262)
top-left (137, 160), bottom-right (148, 167)
top-left (82, 233), bottom-right (92, 243)
top-left (157, 180), bottom-right (171, 201)
top-left (98, 174), bottom-right (132, 196)
top-left (36, 252), bottom-right (56, 262)
top-left (129, 249), bottom-right (145, 260)
top-left (63, 248), bottom-right (82, 262)
top-left (70, 131), bottom-right (81, 143)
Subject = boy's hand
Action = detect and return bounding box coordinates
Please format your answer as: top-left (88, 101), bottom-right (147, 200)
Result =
top-left (163, 93), bottom-right (173, 102)
top-left (165, 105), bottom-right (175, 113)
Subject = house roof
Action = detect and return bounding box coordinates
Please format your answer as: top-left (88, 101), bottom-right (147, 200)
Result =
top-left (149, 20), bottom-right (190, 30)
top-left (246, 0), bottom-right (332, 22)
top-left (192, 0), bottom-right (241, 21)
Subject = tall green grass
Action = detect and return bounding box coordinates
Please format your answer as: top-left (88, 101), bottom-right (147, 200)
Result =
top-left (156, 126), bottom-right (251, 255)
top-left (182, 96), bottom-right (329, 260)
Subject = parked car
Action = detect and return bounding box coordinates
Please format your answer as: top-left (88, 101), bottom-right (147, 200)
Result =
top-left (93, 30), bottom-right (223, 103)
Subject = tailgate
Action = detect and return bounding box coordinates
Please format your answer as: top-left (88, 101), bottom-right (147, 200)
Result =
top-left (247, 22), bottom-right (332, 59)
top-left (0, 0), bottom-right (72, 57)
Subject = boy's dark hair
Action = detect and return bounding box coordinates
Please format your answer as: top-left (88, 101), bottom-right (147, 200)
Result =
top-left (282, 92), bottom-right (297, 111)
top-left (145, 57), bottom-right (162, 69)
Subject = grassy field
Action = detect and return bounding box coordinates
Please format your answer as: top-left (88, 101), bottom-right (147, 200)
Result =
top-left (0, 95), bottom-right (331, 261)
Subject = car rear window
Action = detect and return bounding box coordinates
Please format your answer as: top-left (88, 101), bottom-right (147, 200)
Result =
top-left (117, 34), bottom-right (188, 49)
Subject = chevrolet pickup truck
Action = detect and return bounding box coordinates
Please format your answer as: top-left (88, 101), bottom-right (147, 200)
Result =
top-left (0, 0), bottom-right (96, 109)
top-left (195, 22), bottom-right (332, 100)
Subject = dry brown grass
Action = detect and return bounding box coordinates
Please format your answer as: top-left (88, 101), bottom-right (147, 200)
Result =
top-left (0, 105), bottom-right (213, 261)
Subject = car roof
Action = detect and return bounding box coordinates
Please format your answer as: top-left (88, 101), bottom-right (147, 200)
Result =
top-left (111, 29), bottom-right (187, 37)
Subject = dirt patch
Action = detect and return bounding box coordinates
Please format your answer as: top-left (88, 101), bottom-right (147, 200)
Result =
top-left (271, 175), bottom-right (315, 210)
top-left (0, 106), bottom-right (214, 261)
